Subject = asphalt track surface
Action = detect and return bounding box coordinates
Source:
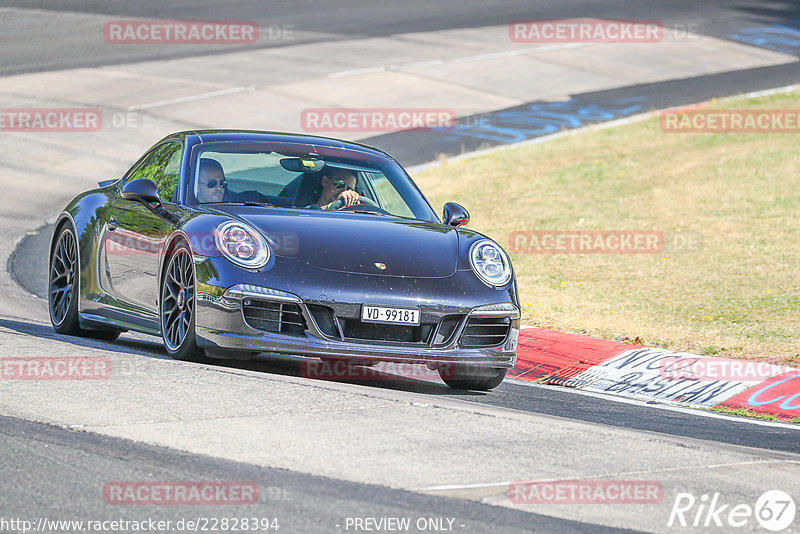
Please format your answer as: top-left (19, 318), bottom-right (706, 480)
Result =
top-left (1, 0), bottom-right (799, 75)
top-left (367, 62), bottom-right (800, 166)
top-left (2, 1), bottom-right (800, 533)
top-left (2, 415), bottom-right (633, 534)
top-left (2, 315), bottom-right (799, 457)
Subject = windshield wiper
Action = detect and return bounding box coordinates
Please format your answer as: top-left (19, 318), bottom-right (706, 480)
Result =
top-left (203, 201), bottom-right (275, 207)
top-left (352, 209), bottom-right (389, 216)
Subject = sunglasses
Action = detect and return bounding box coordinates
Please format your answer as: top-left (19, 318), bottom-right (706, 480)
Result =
top-left (332, 180), bottom-right (354, 191)
top-left (205, 179), bottom-right (227, 189)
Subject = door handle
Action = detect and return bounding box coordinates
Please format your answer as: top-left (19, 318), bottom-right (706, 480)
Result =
top-left (108, 217), bottom-right (118, 231)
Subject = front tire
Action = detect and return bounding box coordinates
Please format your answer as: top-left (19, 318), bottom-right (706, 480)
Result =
top-left (49, 225), bottom-right (81, 334)
top-left (438, 365), bottom-right (507, 391)
top-left (160, 243), bottom-right (204, 361)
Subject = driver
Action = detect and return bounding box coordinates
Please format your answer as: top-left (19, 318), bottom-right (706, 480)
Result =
top-left (197, 158), bottom-right (228, 203)
top-left (316, 168), bottom-right (359, 210)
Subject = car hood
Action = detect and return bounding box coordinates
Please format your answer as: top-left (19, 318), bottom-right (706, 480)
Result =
top-left (217, 207), bottom-right (459, 278)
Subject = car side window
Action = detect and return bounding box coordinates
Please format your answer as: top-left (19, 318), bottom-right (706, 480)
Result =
top-left (125, 142), bottom-right (183, 202)
top-left (368, 172), bottom-right (415, 218)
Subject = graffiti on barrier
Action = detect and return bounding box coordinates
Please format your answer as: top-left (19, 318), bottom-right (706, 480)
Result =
top-left (717, 372), bottom-right (800, 419)
top-left (747, 374), bottom-right (800, 411)
top-left (563, 348), bottom-right (756, 407)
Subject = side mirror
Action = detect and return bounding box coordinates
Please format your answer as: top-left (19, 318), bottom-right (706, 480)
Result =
top-left (122, 179), bottom-right (162, 206)
top-left (443, 202), bottom-right (470, 227)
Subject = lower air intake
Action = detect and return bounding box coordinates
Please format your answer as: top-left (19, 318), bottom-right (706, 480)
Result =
top-left (459, 316), bottom-right (511, 348)
top-left (242, 299), bottom-right (305, 335)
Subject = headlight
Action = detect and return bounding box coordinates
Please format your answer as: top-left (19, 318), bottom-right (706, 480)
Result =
top-left (469, 239), bottom-right (512, 287)
top-left (214, 221), bottom-right (270, 269)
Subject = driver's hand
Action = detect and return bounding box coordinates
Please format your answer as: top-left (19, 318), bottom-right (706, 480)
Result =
top-left (338, 189), bottom-right (359, 207)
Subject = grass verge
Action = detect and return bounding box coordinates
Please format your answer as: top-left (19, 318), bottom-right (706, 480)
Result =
top-left (414, 90), bottom-right (800, 365)
top-left (710, 406), bottom-right (782, 421)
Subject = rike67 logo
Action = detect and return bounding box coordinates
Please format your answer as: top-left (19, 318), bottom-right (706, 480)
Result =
top-left (668, 490), bottom-right (795, 531)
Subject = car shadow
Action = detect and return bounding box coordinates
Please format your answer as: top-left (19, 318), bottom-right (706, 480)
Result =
top-left (226, 355), bottom-right (489, 396)
top-left (0, 317), bottom-right (490, 396)
top-left (0, 317), bottom-right (171, 359)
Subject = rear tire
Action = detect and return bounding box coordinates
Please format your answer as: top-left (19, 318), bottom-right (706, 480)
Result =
top-left (49, 224), bottom-right (123, 341)
top-left (160, 242), bottom-right (205, 361)
top-left (49, 225), bottom-right (81, 334)
top-left (438, 365), bottom-right (507, 391)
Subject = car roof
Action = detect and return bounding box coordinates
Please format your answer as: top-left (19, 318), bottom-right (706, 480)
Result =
top-left (157, 129), bottom-right (390, 159)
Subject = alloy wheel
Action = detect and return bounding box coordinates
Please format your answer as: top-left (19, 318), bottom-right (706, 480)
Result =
top-left (161, 248), bottom-right (195, 351)
top-left (49, 228), bottom-right (77, 325)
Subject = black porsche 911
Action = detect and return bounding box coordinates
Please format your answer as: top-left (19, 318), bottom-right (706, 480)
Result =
top-left (48, 130), bottom-right (519, 390)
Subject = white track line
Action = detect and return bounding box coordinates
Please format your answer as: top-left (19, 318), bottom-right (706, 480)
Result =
top-left (126, 85), bottom-right (256, 112)
top-left (328, 44), bottom-right (585, 78)
top-left (420, 459), bottom-right (799, 492)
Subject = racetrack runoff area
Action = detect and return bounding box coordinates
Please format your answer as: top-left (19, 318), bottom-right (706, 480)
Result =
top-left (412, 86), bottom-right (800, 420)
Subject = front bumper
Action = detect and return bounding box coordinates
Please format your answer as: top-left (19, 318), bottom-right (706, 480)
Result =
top-left (195, 281), bottom-right (519, 369)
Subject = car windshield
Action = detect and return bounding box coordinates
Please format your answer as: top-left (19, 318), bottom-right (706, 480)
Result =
top-left (190, 141), bottom-right (437, 222)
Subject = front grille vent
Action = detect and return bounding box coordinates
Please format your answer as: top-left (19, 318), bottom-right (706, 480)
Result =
top-left (242, 299), bottom-right (305, 335)
top-left (431, 315), bottom-right (463, 346)
top-left (307, 304), bottom-right (340, 338)
top-left (459, 316), bottom-right (511, 348)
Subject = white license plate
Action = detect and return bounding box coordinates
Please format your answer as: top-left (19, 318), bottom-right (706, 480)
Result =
top-left (361, 305), bottom-right (420, 325)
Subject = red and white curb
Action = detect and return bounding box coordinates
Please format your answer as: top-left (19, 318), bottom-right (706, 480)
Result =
top-left (510, 327), bottom-right (800, 420)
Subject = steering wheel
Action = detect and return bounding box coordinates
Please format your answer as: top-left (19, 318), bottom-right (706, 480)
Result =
top-left (327, 195), bottom-right (381, 211)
